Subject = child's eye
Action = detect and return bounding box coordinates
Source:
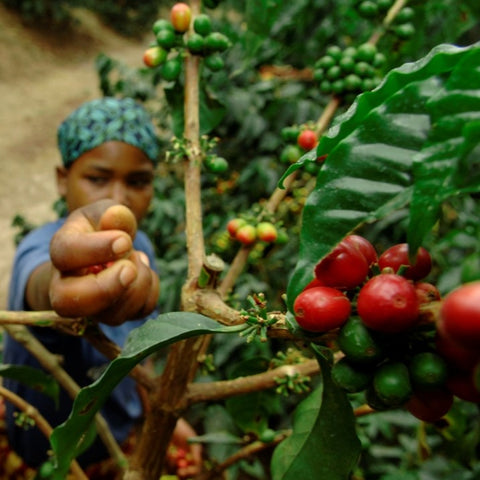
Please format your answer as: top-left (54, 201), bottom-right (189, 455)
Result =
top-left (128, 175), bottom-right (153, 188)
top-left (86, 176), bottom-right (109, 185)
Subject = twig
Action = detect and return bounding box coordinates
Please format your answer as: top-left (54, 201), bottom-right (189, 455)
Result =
top-left (354, 404), bottom-right (375, 417)
top-left (218, 94), bottom-right (342, 298)
top-left (0, 385), bottom-right (88, 480)
top-left (183, 5), bottom-right (205, 281)
top-left (197, 431), bottom-right (290, 480)
top-left (125, 2), bottom-right (207, 479)
top-left (217, 246), bottom-right (252, 299)
top-left (369, 0), bottom-right (408, 45)
top-left (3, 324), bottom-right (127, 472)
top-left (186, 359), bottom-right (319, 404)
top-left (0, 310), bottom-right (87, 333)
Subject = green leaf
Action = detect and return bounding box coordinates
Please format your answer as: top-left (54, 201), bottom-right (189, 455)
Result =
top-left (271, 345), bottom-right (360, 480)
top-left (285, 42), bottom-right (480, 312)
top-left (0, 365), bottom-right (59, 404)
top-left (408, 47), bottom-right (480, 251)
top-left (225, 357), bottom-right (274, 435)
top-left (48, 313), bottom-right (244, 478)
top-left (165, 82), bottom-right (226, 137)
top-left (317, 43), bottom-right (478, 156)
top-left (189, 431), bottom-right (244, 445)
top-left (285, 79), bottom-right (433, 311)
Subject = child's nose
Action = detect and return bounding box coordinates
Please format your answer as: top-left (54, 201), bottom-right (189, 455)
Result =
top-left (110, 181), bottom-right (129, 206)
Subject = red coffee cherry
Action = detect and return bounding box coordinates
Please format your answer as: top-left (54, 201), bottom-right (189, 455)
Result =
top-left (293, 286), bottom-right (351, 333)
top-left (235, 224), bottom-right (257, 245)
top-left (256, 222), bottom-right (278, 243)
top-left (343, 234), bottom-right (378, 266)
top-left (143, 46), bottom-right (168, 67)
top-left (314, 239), bottom-right (369, 290)
top-left (446, 368), bottom-right (480, 403)
top-left (414, 282), bottom-right (441, 305)
top-left (357, 273), bottom-right (420, 333)
top-left (406, 388), bottom-right (454, 423)
top-left (439, 281), bottom-right (480, 349)
top-left (435, 325), bottom-right (480, 372)
top-left (297, 129), bottom-right (318, 151)
top-left (170, 3), bottom-right (192, 33)
top-left (226, 217), bottom-right (246, 237)
top-left (378, 243), bottom-right (432, 280)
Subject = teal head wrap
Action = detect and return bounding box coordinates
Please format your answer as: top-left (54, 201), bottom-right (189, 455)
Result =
top-left (57, 97), bottom-right (160, 167)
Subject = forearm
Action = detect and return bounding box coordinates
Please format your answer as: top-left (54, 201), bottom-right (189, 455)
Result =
top-left (25, 262), bottom-right (53, 311)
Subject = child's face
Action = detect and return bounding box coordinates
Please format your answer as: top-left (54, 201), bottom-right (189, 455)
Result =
top-left (56, 141), bottom-right (155, 223)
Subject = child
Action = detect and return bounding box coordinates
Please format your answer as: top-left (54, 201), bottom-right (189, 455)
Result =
top-left (2, 97), bottom-right (201, 478)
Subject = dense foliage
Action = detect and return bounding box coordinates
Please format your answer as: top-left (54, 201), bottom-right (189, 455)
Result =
top-left (5, 1), bottom-right (480, 479)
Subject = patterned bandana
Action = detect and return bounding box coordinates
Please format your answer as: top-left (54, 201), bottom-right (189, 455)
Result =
top-left (57, 97), bottom-right (160, 167)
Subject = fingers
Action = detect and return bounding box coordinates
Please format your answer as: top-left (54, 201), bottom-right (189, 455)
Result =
top-left (49, 200), bottom-right (157, 324)
top-left (98, 204), bottom-right (137, 239)
top-left (176, 443), bottom-right (203, 479)
top-left (50, 202), bottom-right (137, 272)
top-left (169, 418), bottom-right (203, 479)
top-left (50, 254), bottom-right (159, 324)
top-left (97, 252), bottom-right (160, 325)
top-left (51, 230), bottom-right (133, 272)
top-left (49, 259), bottom-right (138, 318)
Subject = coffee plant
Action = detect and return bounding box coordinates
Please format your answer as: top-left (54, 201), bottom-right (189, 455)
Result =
top-left (3, 1), bottom-right (480, 479)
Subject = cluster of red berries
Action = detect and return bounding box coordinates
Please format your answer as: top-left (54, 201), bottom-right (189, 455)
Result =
top-left (293, 235), bottom-right (480, 422)
top-left (143, 3), bottom-right (230, 80)
top-left (167, 445), bottom-right (195, 476)
top-left (86, 261), bottom-right (115, 275)
top-left (227, 218), bottom-right (278, 246)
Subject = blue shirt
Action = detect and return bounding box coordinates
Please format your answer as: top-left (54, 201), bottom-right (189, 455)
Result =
top-left (3, 218), bottom-right (158, 467)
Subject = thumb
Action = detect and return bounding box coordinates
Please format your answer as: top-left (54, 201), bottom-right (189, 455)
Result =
top-left (99, 204), bottom-right (137, 239)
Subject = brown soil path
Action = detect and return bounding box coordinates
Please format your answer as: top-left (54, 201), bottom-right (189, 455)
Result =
top-left (0, 6), bottom-right (153, 308)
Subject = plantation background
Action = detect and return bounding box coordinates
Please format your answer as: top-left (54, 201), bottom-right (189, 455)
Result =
top-left (1, 2), bottom-right (480, 478)
top-left (1, 0), bottom-right (478, 312)
top-left (0, 5), bottom-right (148, 308)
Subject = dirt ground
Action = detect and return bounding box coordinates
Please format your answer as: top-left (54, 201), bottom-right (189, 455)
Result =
top-left (0, 6), bottom-right (153, 308)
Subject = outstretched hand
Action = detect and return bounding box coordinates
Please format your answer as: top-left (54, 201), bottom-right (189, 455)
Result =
top-left (49, 199), bottom-right (159, 325)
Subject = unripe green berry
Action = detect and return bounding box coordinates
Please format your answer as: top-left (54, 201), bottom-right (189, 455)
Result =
top-left (187, 33), bottom-right (205, 54)
top-left (396, 7), bottom-right (415, 24)
top-left (377, 0), bottom-right (394, 11)
top-left (344, 74), bottom-right (362, 92)
top-left (394, 23), bottom-right (416, 39)
top-left (354, 61), bottom-right (374, 78)
top-left (355, 43), bottom-right (377, 63)
top-left (358, 1), bottom-right (378, 18)
top-left (373, 52), bottom-right (387, 68)
top-left (339, 56), bottom-right (356, 73)
top-left (193, 13), bottom-right (213, 35)
top-left (313, 68), bottom-right (325, 82)
top-left (152, 19), bottom-right (174, 35)
top-left (326, 45), bottom-right (343, 61)
top-left (331, 79), bottom-right (345, 94)
top-left (316, 55), bottom-right (336, 69)
top-left (204, 53), bottom-right (225, 71)
top-left (326, 65), bottom-right (342, 80)
top-left (320, 79), bottom-right (332, 94)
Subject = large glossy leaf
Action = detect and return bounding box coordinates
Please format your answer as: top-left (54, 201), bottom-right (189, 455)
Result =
top-left (48, 313), bottom-right (244, 478)
top-left (284, 42), bottom-right (480, 312)
top-left (408, 47), bottom-right (480, 251)
top-left (0, 364), bottom-right (59, 404)
top-left (271, 345), bottom-right (360, 480)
